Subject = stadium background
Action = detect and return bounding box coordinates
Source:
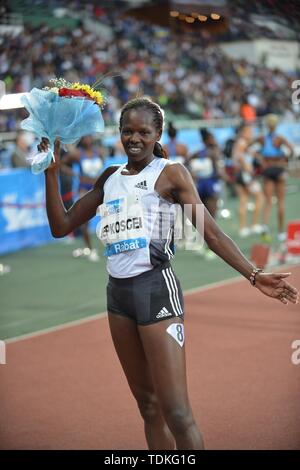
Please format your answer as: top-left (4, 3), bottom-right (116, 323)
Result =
top-left (0, 0), bottom-right (300, 450)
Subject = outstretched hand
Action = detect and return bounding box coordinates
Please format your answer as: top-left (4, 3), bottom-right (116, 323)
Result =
top-left (255, 272), bottom-right (299, 305)
top-left (37, 137), bottom-right (61, 171)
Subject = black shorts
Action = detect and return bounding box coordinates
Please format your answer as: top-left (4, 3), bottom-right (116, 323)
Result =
top-left (262, 166), bottom-right (286, 182)
top-left (107, 262), bottom-right (184, 325)
top-left (235, 170), bottom-right (252, 187)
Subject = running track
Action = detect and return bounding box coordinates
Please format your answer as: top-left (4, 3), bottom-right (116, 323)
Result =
top-left (1, 266), bottom-right (299, 450)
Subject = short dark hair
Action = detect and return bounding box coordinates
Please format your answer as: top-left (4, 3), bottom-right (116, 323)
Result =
top-left (168, 122), bottom-right (177, 139)
top-left (119, 97), bottom-right (167, 158)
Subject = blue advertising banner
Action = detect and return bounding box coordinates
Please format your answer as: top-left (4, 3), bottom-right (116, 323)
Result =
top-left (0, 168), bottom-right (100, 255)
top-left (0, 168), bottom-right (54, 254)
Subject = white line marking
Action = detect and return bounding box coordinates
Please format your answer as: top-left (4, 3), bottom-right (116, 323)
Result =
top-left (5, 312), bottom-right (107, 344)
top-left (5, 263), bottom-right (300, 343)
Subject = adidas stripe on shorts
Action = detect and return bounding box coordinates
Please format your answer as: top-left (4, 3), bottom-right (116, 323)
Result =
top-left (107, 261), bottom-right (184, 325)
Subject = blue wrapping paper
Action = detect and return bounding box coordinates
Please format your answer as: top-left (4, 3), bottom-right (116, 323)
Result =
top-left (21, 88), bottom-right (105, 173)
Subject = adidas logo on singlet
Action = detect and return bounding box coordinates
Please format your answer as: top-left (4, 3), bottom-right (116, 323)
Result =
top-left (156, 307), bottom-right (172, 319)
top-left (134, 180), bottom-right (148, 190)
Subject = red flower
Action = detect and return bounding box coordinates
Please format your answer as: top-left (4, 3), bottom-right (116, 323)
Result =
top-left (58, 88), bottom-right (94, 101)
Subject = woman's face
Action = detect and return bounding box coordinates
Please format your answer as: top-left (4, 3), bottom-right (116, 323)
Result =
top-left (120, 108), bottom-right (161, 161)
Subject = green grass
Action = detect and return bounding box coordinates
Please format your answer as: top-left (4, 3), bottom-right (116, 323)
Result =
top-left (0, 180), bottom-right (299, 339)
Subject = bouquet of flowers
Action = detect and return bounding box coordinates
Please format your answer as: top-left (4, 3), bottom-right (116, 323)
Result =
top-left (21, 78), bottom-right (106, 174)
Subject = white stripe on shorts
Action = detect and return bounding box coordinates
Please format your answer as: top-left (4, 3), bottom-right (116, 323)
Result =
top-left (162, 268), bottom-right (181, 316)
top-left (162, 268), bottom-right (179, 316)
top-left (166, 267), bottom-right (183, 315)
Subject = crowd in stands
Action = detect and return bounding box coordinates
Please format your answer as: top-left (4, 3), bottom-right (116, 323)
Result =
top-left (0, 2), bottom-right (299, 133)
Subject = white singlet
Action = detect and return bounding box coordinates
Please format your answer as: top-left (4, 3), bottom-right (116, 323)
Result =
top-left (97, 157), bottom-right (178, 278)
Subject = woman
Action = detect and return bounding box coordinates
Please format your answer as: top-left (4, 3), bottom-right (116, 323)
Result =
top-left (249, 114), bottom-right (294, 242)
top-left (39, 98), bottom-right (298, 450)
top-left (60, 136), bottom-right (104, 261)
top-left (232, 125), bottom-right (264, 237)
top-left (187, 129), bottom-right (224, 257)
top-left (188, 129), bottom-right (223, 220)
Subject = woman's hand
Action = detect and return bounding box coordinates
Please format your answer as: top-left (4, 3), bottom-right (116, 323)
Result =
top-left (37, 137), bottom-right (61, 171)
top-left (255, 272), bottom-right (299, 305)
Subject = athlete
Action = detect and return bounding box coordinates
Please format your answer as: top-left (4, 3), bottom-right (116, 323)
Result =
top-left (38, 98), bottom-right (298, 450)
top-left (232, 125), bottom-right (264, 237)
top-left (60, 136), bottom-right (104, 261)
top-left (249, 114), bottom-right (294, 241)
top-left (188, 129), bottom-right (223, 219)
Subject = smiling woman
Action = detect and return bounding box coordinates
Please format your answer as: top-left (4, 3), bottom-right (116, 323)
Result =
top-left (119, 98), bottom-right (167, 166)
top-left (38, 96), bottom-right (298, 450)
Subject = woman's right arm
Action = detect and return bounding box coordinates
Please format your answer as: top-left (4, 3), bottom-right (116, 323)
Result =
top-left (42, 139), bottom-right (118, 237)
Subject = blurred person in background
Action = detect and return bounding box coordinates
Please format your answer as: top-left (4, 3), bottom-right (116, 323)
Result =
top-left (188, 129), bottom-right (224, 258)
top-left (223, 132), bottom-right (237, 198)
top-left (11, 131), bottom-right (31, 168)
top-left (232, 124), bottom-right (264, 237)
top-left (163, 122), bottom-right (188, 165)
top-left (240, 96), bottom-right (257, 124)
top-left (59, 145), bottom-right (79, 212)
top-left (58, 145), bottom-right (82, 245)
top-left (249, 114), bottom-right (294, 242)
top-left (188, 129), bottom-right (223, 219)
top-left (59, 136), bottom-right (104, 261)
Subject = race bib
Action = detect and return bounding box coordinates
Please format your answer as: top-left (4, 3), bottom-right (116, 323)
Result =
top-left (96, 195), bottom-right (147, 256)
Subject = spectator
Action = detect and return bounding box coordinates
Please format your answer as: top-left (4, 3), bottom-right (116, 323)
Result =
top-left (0, 10), bottom-right (298, 132)
top-left (11, 131), bottom-right (30, 168)
top-left (240, 97), bottom-right (257, 123)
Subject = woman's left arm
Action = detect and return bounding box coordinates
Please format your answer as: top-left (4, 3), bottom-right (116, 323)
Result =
top-left (166, 163), bottom-right (299, 305)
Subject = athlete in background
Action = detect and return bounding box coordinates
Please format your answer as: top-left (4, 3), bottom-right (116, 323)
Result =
top-left (60, 136), bottom-right (104, 261)
top-left (249, 114), bottom-right (293, 242)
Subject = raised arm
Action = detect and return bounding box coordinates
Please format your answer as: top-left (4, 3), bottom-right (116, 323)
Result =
top-left (40, 139), bottom-right (118, 238)
top-left (162, 163), bottom-right (298, 305)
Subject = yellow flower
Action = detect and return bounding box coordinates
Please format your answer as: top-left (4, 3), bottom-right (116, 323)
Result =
top-left (70, 82), bottom-right (105, 106)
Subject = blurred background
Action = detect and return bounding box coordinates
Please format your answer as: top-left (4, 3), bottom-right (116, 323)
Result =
top-left (0, 0), bottom-right (300, 339)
